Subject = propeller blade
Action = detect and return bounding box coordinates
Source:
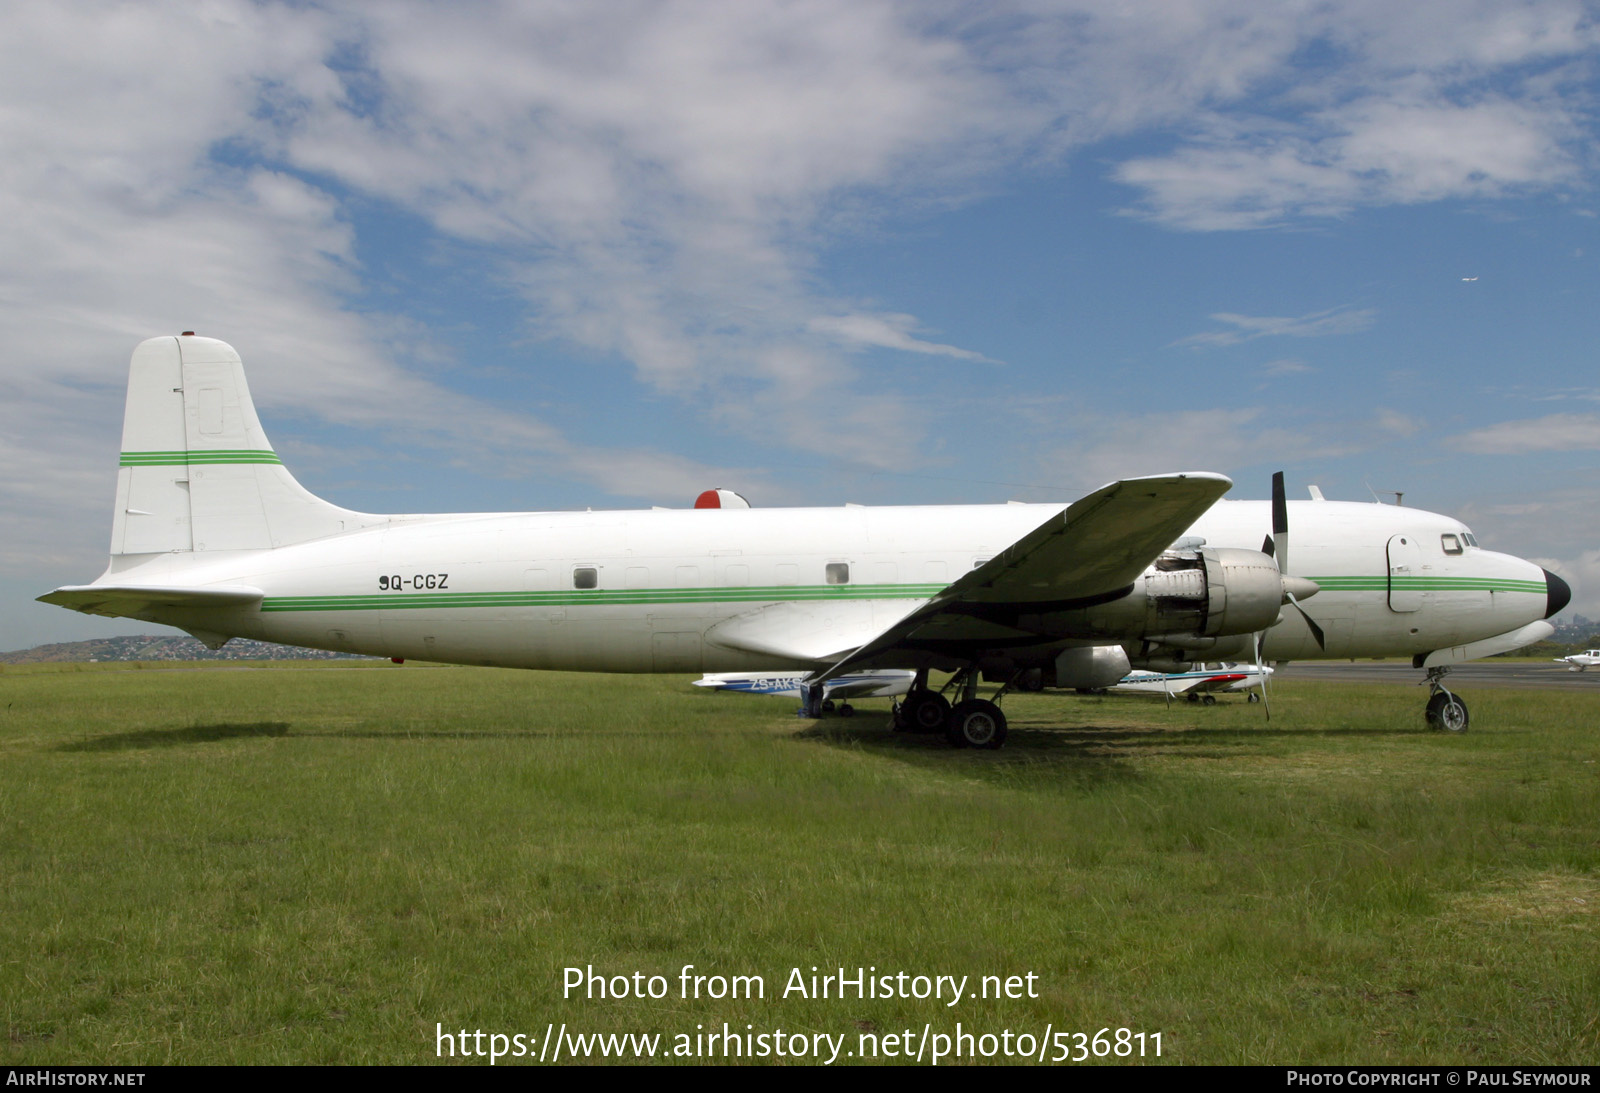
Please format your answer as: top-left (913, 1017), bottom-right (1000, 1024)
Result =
top-left (1287, 592), bottom-right (1326, 649)
top-left (1271, 471), bottom-right (1289, 574)
top-left (1254, 631), bottom-right (1270, 721)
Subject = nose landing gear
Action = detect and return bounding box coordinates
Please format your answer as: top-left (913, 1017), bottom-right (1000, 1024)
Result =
top-left (1423, 667), bottom-right (1469, 732)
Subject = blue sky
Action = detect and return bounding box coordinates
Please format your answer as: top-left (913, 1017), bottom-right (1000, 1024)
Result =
top-left (5, 0), bottom-right (1600, 650)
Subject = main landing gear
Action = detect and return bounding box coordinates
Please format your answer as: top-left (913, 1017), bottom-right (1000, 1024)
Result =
top-left (1422, 667), bottom-right (1469, 733)
top-left (892, 665), bottom-right (1009, 749)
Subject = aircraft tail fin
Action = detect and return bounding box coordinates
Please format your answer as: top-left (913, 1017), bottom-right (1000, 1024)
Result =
top-left (110, 334), bottom-right (378, 556)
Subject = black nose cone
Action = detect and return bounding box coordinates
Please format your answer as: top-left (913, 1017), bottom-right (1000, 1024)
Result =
top-left (1544, 569), bottom-right (1572, 619)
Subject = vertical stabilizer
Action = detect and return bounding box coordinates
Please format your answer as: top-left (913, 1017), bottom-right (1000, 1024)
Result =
top-left (110, 335), bottom-right (379, 556)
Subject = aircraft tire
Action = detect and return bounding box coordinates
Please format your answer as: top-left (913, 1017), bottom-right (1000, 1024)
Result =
top-left (1247, 692), bottom-right (1260, 703)
top-left (904, 691), bottom-right (951, 734)
top-left (1425, 692), bottom-right (1469, 733)
top-left (838, 703), bottom-right (854, 718)
top-left (945, 699), bottom-right (1007, 750)
top-left (1201, 694), bottom-right (1216, 706)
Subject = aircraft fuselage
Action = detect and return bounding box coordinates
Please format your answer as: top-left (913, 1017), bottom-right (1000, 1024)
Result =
top-left (107, 496), bottom-right (1551, 673)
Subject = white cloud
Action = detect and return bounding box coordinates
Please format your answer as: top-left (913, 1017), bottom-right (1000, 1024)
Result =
top-left (1177, 307), bottom-right (1377, 347)
top-left (808, 313), bottom-right (994, 361)
top-left (1448, 413), bottom-right (1600, 454)
top-left (1111, 1), bottom-right (1597, 229)
top-left (1036, 406), bottom-right (1413, 489)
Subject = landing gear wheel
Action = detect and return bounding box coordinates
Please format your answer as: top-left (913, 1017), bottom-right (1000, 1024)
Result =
top-left (900, 691), bottom-right (951, 735)
top-left (1201, 694), bottom-right (1217, 706)
top-left (945, 699), bottom-right (1008, 750)
top-left (820, 699), bottom-right (835, 714)
top-left (1247, 692), bottom-right (1260, 703)
top-left (1426, 691), bottom-right (1469, 733)
top-left (838, 703), bottom-right (854, 718)
top-left (1186, 692), bottom-right (1200, 703)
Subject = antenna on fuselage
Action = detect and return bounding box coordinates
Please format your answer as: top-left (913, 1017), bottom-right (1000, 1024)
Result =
top-left (1363, 480), bottom-right (1404, 505)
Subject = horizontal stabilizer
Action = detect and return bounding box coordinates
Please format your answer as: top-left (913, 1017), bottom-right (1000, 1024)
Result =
top-left (37, 583), bottom-right (264, 618)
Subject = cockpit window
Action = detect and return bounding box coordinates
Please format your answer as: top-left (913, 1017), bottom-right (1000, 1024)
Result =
top-left (1464, 533), bottom-right (1478, 548)
top-left (1441, 534), bottom-right (1463, 555)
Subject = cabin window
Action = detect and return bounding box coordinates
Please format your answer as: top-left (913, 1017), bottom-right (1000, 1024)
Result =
top-left (573, 566), bottom-right (598, 589)
top-left (1441, 534), bottom-right (1463, 556)
top-left (973, 556), bottom-right (992, 570)
top-left (825, 562), bottom-right (850, 585)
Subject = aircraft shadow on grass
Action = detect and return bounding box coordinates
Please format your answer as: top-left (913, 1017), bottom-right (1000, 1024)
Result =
top-left (793, 710), bottom-right (1429, 763)
top-left (57, 721), bottom-right (290, 751)
top-left (55, 722), bottom-right (623, 748)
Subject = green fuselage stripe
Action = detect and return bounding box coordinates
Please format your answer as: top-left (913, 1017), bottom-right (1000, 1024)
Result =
top-left (1307, 576), bottom-right (1545, 594)
top-left (260, 583), bottom-right (949, 613)
top-left (256, 575), bottom-right (1543, 614)
top-left (121, 450), bottom-right (282, 467)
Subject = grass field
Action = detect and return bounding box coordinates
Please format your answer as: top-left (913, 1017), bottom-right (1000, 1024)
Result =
top-left (2, 660), bottom-right (1596, 1065)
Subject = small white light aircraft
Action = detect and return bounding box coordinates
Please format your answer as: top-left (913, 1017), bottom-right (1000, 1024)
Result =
top-left (42, 335), bottom-right (1569, 747)
top-left (694, 669), bottom-right (916, 716)
top-left (1111, 663), bottom-right (1273, 705)
top-left (1554, 650), bottom-right (1600, 672)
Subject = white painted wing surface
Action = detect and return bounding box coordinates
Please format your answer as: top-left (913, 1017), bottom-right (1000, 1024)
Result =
top-left (813, 472), bottom-right (1233, 680)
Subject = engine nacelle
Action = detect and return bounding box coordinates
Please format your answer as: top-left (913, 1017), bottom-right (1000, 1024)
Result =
top-left (1018, 546), bottom-right (1286, 644)
top-left (1045, 645), bottom-right (1131, 690)
top-left (1171, 547), bottom-right (1292, 640)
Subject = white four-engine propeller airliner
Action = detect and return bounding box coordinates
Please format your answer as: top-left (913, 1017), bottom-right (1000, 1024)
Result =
top-left (42, 335), bottom-right (1570, 747)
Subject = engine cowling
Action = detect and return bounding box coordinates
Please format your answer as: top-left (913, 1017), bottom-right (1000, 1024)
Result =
top-left (1045, 644), bottom-right (1132, 689)
top-left (1142, 546), bottom-right (1287, 641)
top-left (1015, 546), bottom-right (1294, 646)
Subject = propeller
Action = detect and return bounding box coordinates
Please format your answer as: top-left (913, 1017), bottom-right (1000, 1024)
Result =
top-left (1261, 471), bottom-right (1326, 651)
top-left (1246, 631), bottom-right (1268, 719)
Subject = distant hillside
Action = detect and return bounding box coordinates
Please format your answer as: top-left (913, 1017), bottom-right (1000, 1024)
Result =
top-left (1, 635), bottom-right (376, 665)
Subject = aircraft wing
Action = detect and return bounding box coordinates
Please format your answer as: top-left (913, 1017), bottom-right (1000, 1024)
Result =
top-left (37, 584), bottom-right (264, 619)
top-left (813, 472), bottom-right (1232, 680)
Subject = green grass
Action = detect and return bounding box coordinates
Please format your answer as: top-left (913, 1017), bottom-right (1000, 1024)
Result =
top-left (2, 663), bottom-right (1596, 1065)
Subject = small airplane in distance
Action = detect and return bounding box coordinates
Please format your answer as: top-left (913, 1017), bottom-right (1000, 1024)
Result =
top-left (695, 669), bottom-right (915, 716)
top-left (1111, 662), bottom-right (1272, 705)
top-left (41, 335), bottom-right (1571, 748)
top-left (1554, 650), bottom-right (1600, 672)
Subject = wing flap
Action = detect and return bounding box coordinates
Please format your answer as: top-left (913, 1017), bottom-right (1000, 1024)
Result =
top-left (704, 598), bottom-right (921, 665)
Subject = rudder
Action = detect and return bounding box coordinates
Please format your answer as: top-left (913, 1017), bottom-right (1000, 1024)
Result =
top-left (110, 334), bottom-right (377, 556)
